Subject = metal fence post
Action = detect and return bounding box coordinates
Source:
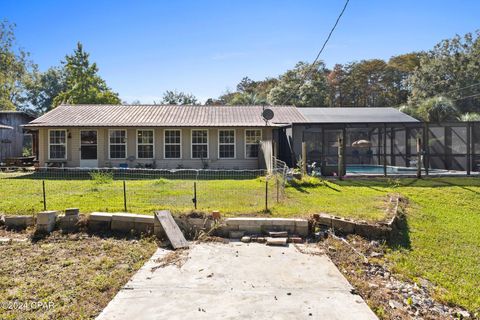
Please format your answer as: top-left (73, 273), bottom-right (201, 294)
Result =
top-left (193, 181), bottom-right (197, 209)
top-left (416, 137), bottom-right (422, 179)
top-left (123, 179), bottom-right (127, 212)
top-left (42, 180), bottom-right (47, 211)
top-left (276, 174), bottom-right (279, 203)
top-left (265, 178), bottom-right (268, 211)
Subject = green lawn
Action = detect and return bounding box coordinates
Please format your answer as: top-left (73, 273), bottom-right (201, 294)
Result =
top-left (1, 173), bottom-right (479, 312)
top-left (0, 172), bottom-right (387, 220)
top-left (330, 177), bottom-right (479, 314)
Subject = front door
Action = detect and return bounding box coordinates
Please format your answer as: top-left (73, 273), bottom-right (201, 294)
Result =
top-left (80, 130), bottom-right (98, 167)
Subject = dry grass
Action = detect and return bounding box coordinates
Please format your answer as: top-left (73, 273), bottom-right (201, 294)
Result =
top-left (0, 229), bottom-right (157, 320)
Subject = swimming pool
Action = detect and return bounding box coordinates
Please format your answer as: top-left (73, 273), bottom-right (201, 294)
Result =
top-left (346, 165), bottom-right (446, 175)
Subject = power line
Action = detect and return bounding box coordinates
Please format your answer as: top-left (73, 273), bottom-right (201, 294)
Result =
top-left (281, 0), bottom-right (350, 105)
top-left (453, 92), bottom-right (480, 101)
top-left (441, 82), bottom-right (480, 95)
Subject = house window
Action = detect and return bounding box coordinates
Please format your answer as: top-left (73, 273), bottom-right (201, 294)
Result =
top-left (137, 130), bottom-right (154, 159)
top-left (109, 130), bottom-right (127, 159)
top-left (164, 130), bottom-right (181, 159)
top-left (245, 129), bottom-right (262, 158)
top-left (191, 129), bottom-right (208, 159)
top-left (48, 130), bottom-right (67, 159)
top-left (218, 130), bottom-right (235, 159)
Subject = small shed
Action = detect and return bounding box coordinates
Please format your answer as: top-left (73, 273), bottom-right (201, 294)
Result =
top-left (0, 111), bottom-right (36, 163)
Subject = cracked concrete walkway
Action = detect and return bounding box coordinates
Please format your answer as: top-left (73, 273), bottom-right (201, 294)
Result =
top-left (97, 242), bottom-right (378, 320)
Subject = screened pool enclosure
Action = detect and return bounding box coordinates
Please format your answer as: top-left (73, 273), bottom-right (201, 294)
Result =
top-left (280, 121), bottom-right (480, 176)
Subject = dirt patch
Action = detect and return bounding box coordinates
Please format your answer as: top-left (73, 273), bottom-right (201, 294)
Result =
top-left (318, 234), bottom-right (472, 319)
top-left (0, 228), bottom-right (157, 320)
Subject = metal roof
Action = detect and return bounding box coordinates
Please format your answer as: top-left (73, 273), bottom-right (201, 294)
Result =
top-left (297, 107), bottom-right (419, 123)
top-left (24, 104), bottom-right (308, 128)
top-left (0, 124), bottom-right (13, 130)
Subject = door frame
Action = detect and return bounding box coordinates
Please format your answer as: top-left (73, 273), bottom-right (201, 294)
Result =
top-left (80, 130), bottom-right (98, 168)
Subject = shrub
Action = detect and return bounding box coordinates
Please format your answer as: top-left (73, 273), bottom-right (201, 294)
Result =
top-left (89, 171), bottom-right (114, 184)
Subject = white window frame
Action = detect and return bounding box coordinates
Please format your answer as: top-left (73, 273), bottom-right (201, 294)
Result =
top-left (136, 129), bottom-right (155, 159)
top-left (245, 129), bottom-right (262, 159)
top-left (48, 129), bottom-right (67, 160)
top-left (163, 129), bottom-right (182, 159)
top-left (191, 129), bottom-right (209, 159)
top-left (218, 129), bottom-right (236, 159)
top-left (108, 129), bottom-right (127, 160)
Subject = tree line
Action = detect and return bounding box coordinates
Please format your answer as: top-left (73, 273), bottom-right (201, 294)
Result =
top-left (1, 19), bottom-right (479, 121)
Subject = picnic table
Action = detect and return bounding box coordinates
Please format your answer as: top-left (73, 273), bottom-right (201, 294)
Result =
top-left (5, 156), bottom-right (36, 167)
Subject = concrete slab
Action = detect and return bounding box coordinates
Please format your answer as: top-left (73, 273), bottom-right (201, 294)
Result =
top-left (97, 242), bottom-right (377, 320)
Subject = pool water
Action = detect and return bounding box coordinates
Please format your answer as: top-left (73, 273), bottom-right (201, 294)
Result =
top-left (346, 165), bottom-right (438, 174)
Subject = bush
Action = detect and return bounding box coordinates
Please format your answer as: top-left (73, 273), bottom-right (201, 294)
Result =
top-left (89, 171), bottom-right (114, 184)
top-left (417, 96), bottom-right (459, 122)
top-left (288, 176), bottom-right (323, 188)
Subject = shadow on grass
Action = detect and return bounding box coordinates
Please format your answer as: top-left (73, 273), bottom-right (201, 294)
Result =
top-left (331, 178), bottom-right (386, 192)
top-left (328, 176), bottom-right (480, 191)
top-left (424, 178), bottom-right (480, 195)
top-left (387, 213), bottom-right (411, 250)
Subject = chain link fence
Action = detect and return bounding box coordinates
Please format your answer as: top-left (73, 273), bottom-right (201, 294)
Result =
top-left (0, 165), bottom-right (288, 215)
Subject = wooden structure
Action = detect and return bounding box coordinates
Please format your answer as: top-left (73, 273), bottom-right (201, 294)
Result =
top-left (0, 111), bottom-right (36, 163)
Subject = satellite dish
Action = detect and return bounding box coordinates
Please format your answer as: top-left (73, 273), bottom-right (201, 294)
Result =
top-left (262, 108), bottom-right (274, 121)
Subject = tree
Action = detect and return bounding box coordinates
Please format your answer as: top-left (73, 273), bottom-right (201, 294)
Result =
top-left (459, 112), bottom-right (480, 121)
top-left (417, 96), bottom-right (459, 122)
top-left (0, 20), bottom-right (35, 111)
top-left (53, 42), bottom-right (121, 106)
top-left (387, 53), bottom-right (422, 105)
top-left (204, 98), bottom-right (224, 106)
top-left (216, 77), bottom-right (278, 106)
top-left (326, 55), bottom-right (421, 108)
top-left (408, 31), bottom-right (480, 113)
top-left (161, 90), bottom-right (198, 105)
top-left (398, 104), bottom-right (421, 120)
top-left (268, 61), bottom-right (328, 107)
top-left (26, 67), bottom-right (66, 113)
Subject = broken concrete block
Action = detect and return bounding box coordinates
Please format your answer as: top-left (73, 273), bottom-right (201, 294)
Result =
top-left (255, 237), bottom-right (266, 243)
top-left (65, 208), bottom-right (79, 216)
top-left (229, 231), bottom-right (245, 239)
top-left (242, 225), bottom-right (263, 234)
top-left (36, 211), bottom-right (58, 233)
top-left (240, 236), bottom-right (251, 243)
top-left (111, 213), bottom-right (137, 232)
top-left (58, 214), bottom-right (79, 231)
top-left (4, 215), bottom-right (34, 229)
top-left (134, 215), bottom-right (154, 234)
top-left (88, 212), bottom-right (113, 231)
top-left (266, 237), bottom-right (287, 246)
top-left (268, 231), bottom-right (288, 238)
top-left (36, 211), bottom-right (58, 224)
top-left (288, 237), bottom-right (304, 244)
top-left (331, 218), bottom-right (355, 234)
top-left (314, 213), bottom-right (332, 227)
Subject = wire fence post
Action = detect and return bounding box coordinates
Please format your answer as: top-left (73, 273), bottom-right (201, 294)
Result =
top-left (265, 177), bottom-right (268, 211)
top-left (42, 180), bottom-right (46, 211)
top-left (193, 181), bottom-right (197, 209)
top-left (123, 179), bottom-right (127, 212)
top-left (276, 174), bottom-right (279, 203)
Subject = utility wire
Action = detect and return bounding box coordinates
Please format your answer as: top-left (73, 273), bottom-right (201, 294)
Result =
top-left (440, 82), bottom-right (480, 95)
top-left (281, 0), bottom-right (350, 106)
top-left (453, 92), bottom-right (480, 101)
